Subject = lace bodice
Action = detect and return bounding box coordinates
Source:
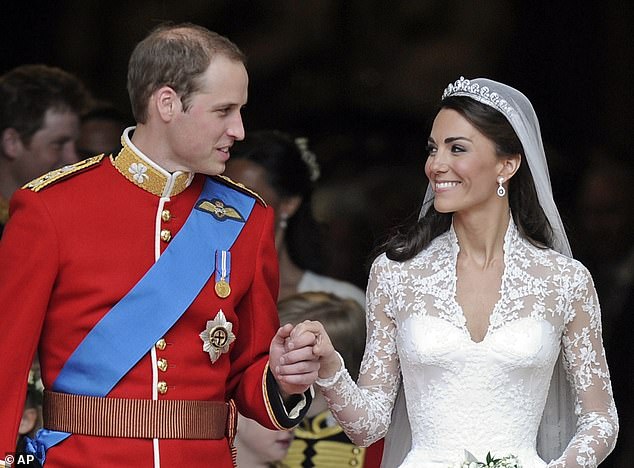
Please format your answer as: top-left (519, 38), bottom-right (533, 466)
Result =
top-left (317, 222), bottom-right (618, 467)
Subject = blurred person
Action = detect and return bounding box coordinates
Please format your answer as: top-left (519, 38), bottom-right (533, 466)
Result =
top-left (0, 22), bottom-right (318, 468)
top-left (289, 77), bottom-right (618, 467)
top-left (277, 291), bottom-right (382, 468)
top-left (235, 414), bottom-right (294, 468)
top-left (0, 64), bottom-right (90, 236)
top-left (76, 100), bottom-right (129, 159)
top-left (573, 149), bottom-right (634, 468)
top-left (15, 384), bottom-right (43, 456)
top-left (573, 150), bottom-right (634, 345)
top-left (224, 130), bottom-right (366, 305)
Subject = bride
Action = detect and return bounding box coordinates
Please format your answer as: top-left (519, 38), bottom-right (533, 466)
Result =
top-left (283, 77), bottom-right (618, 467)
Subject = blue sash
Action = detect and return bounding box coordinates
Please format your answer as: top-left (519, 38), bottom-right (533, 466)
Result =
top-left (26, 177), bottom-right (256, 464)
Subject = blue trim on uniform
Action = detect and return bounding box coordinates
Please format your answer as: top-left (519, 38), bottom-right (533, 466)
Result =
top-left (26, 177), bottom-right (255, 464)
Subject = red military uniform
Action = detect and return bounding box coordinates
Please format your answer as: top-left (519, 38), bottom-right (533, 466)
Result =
top-left (0, 136), bottom-right (303, 467)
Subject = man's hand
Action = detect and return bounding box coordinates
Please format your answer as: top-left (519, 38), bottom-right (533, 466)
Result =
top-left (269, 323), bottom-right (320, 397)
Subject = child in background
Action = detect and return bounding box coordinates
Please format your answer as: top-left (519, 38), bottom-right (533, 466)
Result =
top-left (234, 414), bottom-right (294, 468)
top-left (278, 292), bottom-right (382, 468)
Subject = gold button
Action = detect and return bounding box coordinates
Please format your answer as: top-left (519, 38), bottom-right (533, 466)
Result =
top-left (352, 447), bottom-right (360, 455)
top-left (161, 209), bottom-right (171, 222)
top-left (349, 460), bottom-right (358, 466)
top-left (156, 338), bottom-right (166, 350)
top-left (160, 229), bottom-right (172, 242)
top-left (157, 381), bottom-right (168, 394)
top-left (157, 358), bottom-right (168, 372)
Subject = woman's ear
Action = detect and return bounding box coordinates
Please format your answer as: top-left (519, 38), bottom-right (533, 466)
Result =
top-left (279, 195), bottom-right (302, 220)
top-left (500, 153), bottom-right (521, 181)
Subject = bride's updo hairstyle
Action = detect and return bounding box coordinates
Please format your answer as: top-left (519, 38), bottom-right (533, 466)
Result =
top-left (384, 96), bottom-right (553, 262)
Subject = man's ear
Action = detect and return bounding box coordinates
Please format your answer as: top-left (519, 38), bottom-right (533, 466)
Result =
top-left (1, 128), bottom-right (25, 160)
top-left (153, 86), bottom-right (181, 122)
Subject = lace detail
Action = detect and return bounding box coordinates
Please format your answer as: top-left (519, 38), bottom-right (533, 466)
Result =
top-left (318, 221), bottom-right (618, 467)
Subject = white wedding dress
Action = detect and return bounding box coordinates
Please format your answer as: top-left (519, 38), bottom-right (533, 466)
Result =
top-left (317, 221), bottom-right (618, 467)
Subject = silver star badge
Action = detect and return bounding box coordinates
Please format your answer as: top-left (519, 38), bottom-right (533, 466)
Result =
top-left (200, 310), bottom-right (236, 364)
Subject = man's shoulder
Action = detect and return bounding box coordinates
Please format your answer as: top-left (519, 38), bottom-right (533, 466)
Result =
top-left (22, 155), bottom-right (106, 193)
top-left (211, 175), bottom-right (267, 207)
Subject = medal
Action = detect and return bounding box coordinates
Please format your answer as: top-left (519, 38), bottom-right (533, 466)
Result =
top-left (214, 250), bottom-right (232, 299)
top-left (215, 280), bottom-right (231, 298)
top-left (200, 310), bottom-right (236, 364)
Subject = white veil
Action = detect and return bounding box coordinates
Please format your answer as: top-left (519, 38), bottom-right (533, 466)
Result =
top-left (381, 77), bottom-right (575, 467)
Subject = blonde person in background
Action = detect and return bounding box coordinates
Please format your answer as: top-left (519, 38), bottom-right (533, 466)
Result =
top-left (278, 291), bottom-right (378, 468)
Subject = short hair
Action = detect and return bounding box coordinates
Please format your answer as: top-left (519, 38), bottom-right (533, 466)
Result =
top-left (277, 291), bottom-right (366, 381)
top-left (0, 64), bottom-right (89, 144)
top-left (127, 22), bottom-right (246, 123)
top-left (81, 100), bottom-right (129, 127)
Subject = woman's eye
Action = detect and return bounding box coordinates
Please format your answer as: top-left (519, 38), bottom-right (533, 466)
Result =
top-left (451, 144), bottom-right (465, 153)
top-left (426, 145), bottom-right (436, 155)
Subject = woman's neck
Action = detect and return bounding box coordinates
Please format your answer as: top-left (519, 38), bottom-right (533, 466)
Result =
top-left (277, 242), bottom-right (305, 300)
top-left (452, 208), bottom-right (510, 268)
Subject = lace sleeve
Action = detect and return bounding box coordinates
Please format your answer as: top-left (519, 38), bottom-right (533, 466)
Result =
top-left (548, 263), bottom-right (618, 467)
top-left (316, 255), bottom-right (401, 447)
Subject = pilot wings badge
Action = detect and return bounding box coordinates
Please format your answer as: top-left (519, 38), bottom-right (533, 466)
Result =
top-left (200, 310), bottom-right (236, 364)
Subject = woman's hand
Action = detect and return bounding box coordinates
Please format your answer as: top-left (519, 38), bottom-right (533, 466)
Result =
top-left (289, 320), bottom-right (341, 380)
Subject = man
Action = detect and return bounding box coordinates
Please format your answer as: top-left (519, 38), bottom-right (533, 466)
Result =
top-left (0, 23), bottom-right (317, 467)
top-left (0, 64), bottom-right (90, 236)
top-left (76, 101), bottom-right (130, 160)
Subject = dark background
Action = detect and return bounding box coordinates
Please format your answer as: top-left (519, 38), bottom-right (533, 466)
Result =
top-left (2, 3), bottom-right (634, 465)
top-left (1, 0), bottom-right (632, 281)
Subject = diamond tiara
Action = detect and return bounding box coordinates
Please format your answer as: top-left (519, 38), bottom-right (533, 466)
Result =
top-left (441, 76), bottom-right (516, 118)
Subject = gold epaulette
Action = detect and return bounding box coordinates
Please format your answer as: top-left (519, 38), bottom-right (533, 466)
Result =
top-left (22, 155), bottom-right (105, 192)
top-left (214, 174), bottom-right (267, 206)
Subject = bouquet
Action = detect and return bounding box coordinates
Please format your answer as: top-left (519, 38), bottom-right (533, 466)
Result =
top-left (451, 450), bottom-right (522, 468)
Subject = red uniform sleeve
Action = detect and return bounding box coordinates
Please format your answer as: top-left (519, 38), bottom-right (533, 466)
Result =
top-left (0, 190), bottom-right (57, 454)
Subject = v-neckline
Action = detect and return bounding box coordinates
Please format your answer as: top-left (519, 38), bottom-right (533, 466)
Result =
top-left (448, 222), bottom-right (511, 344)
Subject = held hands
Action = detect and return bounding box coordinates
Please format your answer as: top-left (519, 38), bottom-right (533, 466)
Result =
top-left (269, 323), bottom-right (320, 397)
top-left (270, 320), bottom-right (342, 397)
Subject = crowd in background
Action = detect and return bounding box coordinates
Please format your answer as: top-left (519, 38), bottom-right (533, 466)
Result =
top-left (1, 3), bottom-right (633, 467)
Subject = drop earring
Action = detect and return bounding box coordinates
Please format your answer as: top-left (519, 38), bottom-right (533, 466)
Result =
top-left (497, 176), bottom-right (506, 197)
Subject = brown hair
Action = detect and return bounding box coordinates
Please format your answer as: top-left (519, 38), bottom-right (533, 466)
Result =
top-left (0, 64), bottom-right (89, 144)
top-left (383, 95), bottom-right (553, 261)
top-left (127, 22), bottom-right (246, 123)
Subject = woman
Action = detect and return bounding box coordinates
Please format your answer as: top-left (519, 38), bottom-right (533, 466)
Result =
top-left (223, 130), bottom-right (366, 305)
top-left (287, 77), bottom-right (618, 467)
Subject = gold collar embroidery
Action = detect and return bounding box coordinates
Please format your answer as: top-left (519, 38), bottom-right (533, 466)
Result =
top-left (111, 128), bottom-right (193, 197)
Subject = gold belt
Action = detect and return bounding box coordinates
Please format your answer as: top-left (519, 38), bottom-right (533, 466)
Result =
top-left (43, 390), bottom-right (230, 439)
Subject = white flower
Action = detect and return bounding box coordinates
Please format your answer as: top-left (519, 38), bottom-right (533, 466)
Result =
top-left (129, 162), bottom-right (149, 183)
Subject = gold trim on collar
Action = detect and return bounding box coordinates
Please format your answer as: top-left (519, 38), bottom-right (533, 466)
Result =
top-left (112, 142), bottom-right (191, 197)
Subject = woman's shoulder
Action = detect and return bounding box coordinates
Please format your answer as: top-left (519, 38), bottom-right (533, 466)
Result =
top-left (522, 240), bottom-right (593, 279)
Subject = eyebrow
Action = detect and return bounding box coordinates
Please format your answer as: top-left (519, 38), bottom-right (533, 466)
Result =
top-left (427, 136), bottom-right (473, 144)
